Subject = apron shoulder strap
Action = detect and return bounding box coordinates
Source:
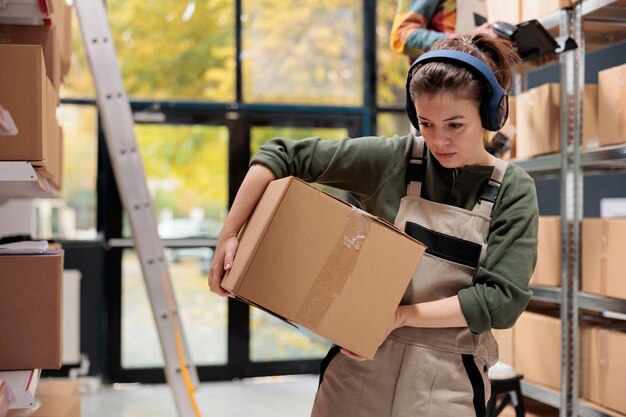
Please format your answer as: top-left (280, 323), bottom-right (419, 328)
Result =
top-left (474, 158), bottom-right (508, 217)
top-left (406, 134), bottom-right (426, 197)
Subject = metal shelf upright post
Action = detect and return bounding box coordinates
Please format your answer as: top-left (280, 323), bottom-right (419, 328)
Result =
top-left (558, 3), bottom-right (584, 416)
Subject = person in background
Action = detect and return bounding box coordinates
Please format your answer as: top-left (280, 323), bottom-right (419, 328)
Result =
top-left (390, 0), bottom-right (496, 61)
top-left (209, 33), bottom-right (537, 417)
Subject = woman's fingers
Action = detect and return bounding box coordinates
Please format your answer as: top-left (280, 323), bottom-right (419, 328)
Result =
top-left (208, 236), bottom-right (239, 297)
top-left (208, 255), bottom-right (232, 297)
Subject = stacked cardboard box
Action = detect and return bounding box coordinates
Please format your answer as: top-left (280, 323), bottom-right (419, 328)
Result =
top-left (582, 218), bottom-right (626, 301)
top-left (598, 63), bottom-right (626, 146)
top-left (516, 84), bottom-right (598, 159)
top-left (0, 0), bottom-right (72, 192)
top-left (486, 0), bottom-right (522, 25)
top-left (486, 0), bottom-right (573, 25)
top-left (522, 0), bottom-right (572, 22)
top-left (582, 327), bottom-right (626, 416)
top-left (0, 251), bottom-right (65, 370)
top-left (513, 312), bottom-right (562, 390)
top-left (222, 177), bottom-right (425, 359)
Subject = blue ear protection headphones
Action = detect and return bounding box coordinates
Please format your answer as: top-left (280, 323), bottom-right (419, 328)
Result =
top-left (405, 50), bottom-right (508, 132)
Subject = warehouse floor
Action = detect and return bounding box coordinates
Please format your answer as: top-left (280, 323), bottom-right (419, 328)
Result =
top-left (79, 374), bottom-right (562, 417)
top-left (80, 375), bottom-right (318, 417)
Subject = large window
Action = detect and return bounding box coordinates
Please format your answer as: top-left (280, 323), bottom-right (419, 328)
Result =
top-left (376, 0), bottom-right (407, 108)
top-left (107, 0), bottom-right (236, 101)
top-left (123, 124), bottom-right (229, 239)
top-left (242, 0), bottom-right (364, 105)
top-left (120, 124), bottom-right (229, 369)
top-left (121, 249), bottom-right (227, 368)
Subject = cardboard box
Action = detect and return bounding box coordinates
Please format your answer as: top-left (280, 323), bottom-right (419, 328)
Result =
top-left (516, 84), bottom-right (560, 158)
top-left (529, 216), bottom-right (561, 287)
top-left (492, 328), bottom-right (514, 366)
top-left (582, 328), bottom-right (626, 415)
top-left (522, 0), bottom-right (572, 21)
top-left (514, 312), bottom-right (561, 390)
top-left (0, 251), bottom-right (64, 370)
top-left (44, 125), bottom-right (63, 191)
top-left (486, 0), bottom-right (521, 25)
top-left (598, 64), bottom-right (626, 146)
top-left (455, 0), bottom-right (487, 34)
top-left (516, 84), bottom-right (598, 159)
top-left (0, 45), bottom-right (58, 165)
top-left (59, 2), bottom-right (73, 79)
top-left (0, 24), bottom-right (63, 90)
top-left (221, 177), bottom-right (425, 359)
top-left (582, 218), bottom-right (626, 300)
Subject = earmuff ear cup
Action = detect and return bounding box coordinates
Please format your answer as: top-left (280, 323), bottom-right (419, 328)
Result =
top-left (405, 80), bottom-right (421, 130)
top-left (405, 50), bottom-right (508, 132)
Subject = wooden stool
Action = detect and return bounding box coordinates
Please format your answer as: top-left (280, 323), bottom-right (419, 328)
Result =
top-left (487, 374), bottom-right (525, 417)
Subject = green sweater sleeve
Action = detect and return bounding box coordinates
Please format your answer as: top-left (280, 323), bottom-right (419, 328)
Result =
top-left (250, 135), bottom-right (411, 201)
top-left (458, 165), bottom-right (539, 333)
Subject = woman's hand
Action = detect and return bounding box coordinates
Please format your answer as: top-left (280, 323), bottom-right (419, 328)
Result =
top-left (206, 164), bottom-right (276, 297)
top-left (384, 306), bottom-right (407, 339)
top-left (208, 234), bottom-right (239, 297)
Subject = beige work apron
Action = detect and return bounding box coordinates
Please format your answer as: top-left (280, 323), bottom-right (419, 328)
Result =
top-left (312, 135), bottom-right (507, 417)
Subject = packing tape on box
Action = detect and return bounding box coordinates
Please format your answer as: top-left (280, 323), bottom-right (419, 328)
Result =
top-left (295, 206), bottom-right (372, 329)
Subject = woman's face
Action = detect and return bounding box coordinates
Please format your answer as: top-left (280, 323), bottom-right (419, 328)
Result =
top-left (414, 92), bottom-right (492, 168)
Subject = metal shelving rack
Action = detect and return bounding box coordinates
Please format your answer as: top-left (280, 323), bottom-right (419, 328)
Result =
top-left (513, 1), bottom-right (626, 416)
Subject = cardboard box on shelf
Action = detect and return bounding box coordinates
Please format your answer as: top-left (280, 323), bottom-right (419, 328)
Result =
top-left (58, 2), bottom-right (73, 79)
top-left (0, 45), bottom-right (59, 167)
top-left (455, 0), bottom-right (487, 34)
top-left (513, 312), bottom-right (561, 390)
top-left (516, 84), bottom-right (559, 159)
top-left (221, 177), bottom-right (425, 359)
top-left (0, 24), bottom-right (63, 90)
top-left (492, 327), bottom-right (514, 366)
top-left (0, 251), bottom-right (64, 370)
top-left (486, 0), bottom-right (521, 25)
top-left (582, 327), bottom-right (626, 415)
top-left (582, 218), bottom-right (626, 301)
top-left (598, 63), bottom-right (626, 146)
top-left (522, 0), bottom-right (572, 22)
top-left (46, 125), bottom-right (63, 191)
top-left (529, 216), bottom-right (561, 287)
top-left (516, 84), bottom-right (598, 159)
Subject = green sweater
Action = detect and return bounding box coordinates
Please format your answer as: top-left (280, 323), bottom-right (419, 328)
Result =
top-left (250, 134), bottom-right (538, 334)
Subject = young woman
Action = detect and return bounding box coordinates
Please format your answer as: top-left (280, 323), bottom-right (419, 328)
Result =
top-left (209, 34), bottom-right (537, 417)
